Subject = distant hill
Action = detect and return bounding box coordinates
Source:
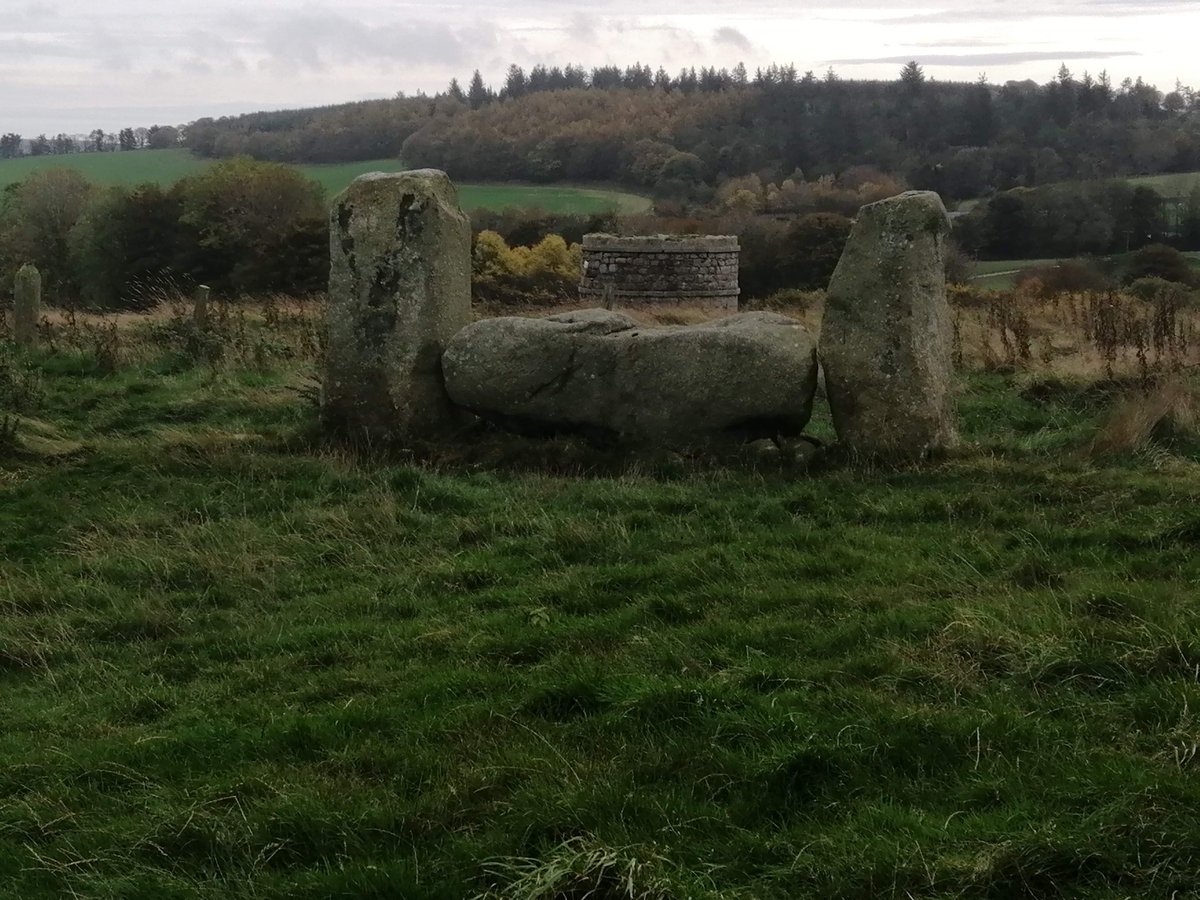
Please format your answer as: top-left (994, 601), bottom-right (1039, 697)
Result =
top-left (0, 150), bottom-right (651, 214)
top-left (179, 64), bottom-right (1200, 203)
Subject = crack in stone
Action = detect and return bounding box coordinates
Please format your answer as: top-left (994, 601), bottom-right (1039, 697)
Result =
top-left (527, 346), bottom-right (582, 400)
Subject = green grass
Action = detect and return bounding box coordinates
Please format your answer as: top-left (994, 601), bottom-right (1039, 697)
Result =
top-left (968, 252), bottom-right (1200, 291)
top-left (303, 159), bottom-right (650, 214)
top-left (0, 148), bottom-right (209, 187)
top-left (0, 149), bottom-right (652, 214)
top-left (967, 258), bottom-right (1062, 290)
top-left (4, 329), bottom-right (1200, 898)
top-left (969, 259), bottom-right (1062, 276)
top-left (455, 184), bottom-right (650, 215)
top-left (1128, 171), bottom-right (1200, 195)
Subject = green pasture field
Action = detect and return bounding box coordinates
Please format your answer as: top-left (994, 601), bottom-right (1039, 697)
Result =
top-left (4, 311), bottom-right (1200, 898)
top-left (303, 159), bottom-right (651, 214)
top-left (1127, 170), bottom-right (1200, 195)
top-left (967, 258), bottom-right (1062, 290)
top-left (969, 259), bottom-right (1062, 275)
top-left (0, 149), bottom-right (652, 214)
top-left (0, 148), bottom-right (208, 188)
top-left (968, 252), bottom-right (1200, 291)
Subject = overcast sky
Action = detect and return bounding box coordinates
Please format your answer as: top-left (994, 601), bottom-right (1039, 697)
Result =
top-left (1, 0), bottom-right (1197, 135)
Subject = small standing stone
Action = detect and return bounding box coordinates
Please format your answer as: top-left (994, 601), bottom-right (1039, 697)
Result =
top-left (13, 264), bottom-right (41, 350)
top-left (601, 281), bottom-right (616, 311)
top-left (819, 191), bottom-right (958, 461)
top-left (323, 170), bottom-right (472, 441)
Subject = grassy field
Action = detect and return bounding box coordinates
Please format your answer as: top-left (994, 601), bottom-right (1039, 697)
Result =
top-left (967, 258), bottom-right (1062, 290)
top-left (3, 296), bottom-right (1200, 897)
top-left (968, 252), bottom-right (1200, 291)
top-left (1128, 171), bottom-right (1200, 195)
top-left (0, 148), bottom-right (208, 187)
top-left (0, 149), bottom-right (652, 214)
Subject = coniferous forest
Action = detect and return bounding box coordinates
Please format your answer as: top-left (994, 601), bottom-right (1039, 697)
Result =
top-left (183, 63), bottom-right (1200, 205)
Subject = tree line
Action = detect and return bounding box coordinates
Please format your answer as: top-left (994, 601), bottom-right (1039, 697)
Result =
top-left (959, 180), bottom-right (1200, 259)
top-left (0, 159), bottom-right (864, 309)
top-left (183, 62), bottom-right (1200, 205)
top-left (0, 125), bottom-right (181, 159)
top-left (0, 160), bottom-right (328, 307)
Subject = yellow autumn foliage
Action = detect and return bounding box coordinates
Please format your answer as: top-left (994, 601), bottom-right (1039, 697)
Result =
top-left (472, 230), bottom-right (582, 304)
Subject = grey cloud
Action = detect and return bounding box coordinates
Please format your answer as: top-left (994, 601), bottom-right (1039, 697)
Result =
top-left (611, 20), bottom-right (694, 34)
top-left (10, 1), bottom-right (59, 22)
top-left (181, 58), bottom-right (213, 76)
top-left (250, 12), bottom-right (496, 71)
top-left (0, 0), bottom-right (1192, 135)
top-left (568, 13), bottom-right (598, 42)
top-left (916, 39), bottom-right (1017, 49)
top-left (827, 50), bottom-right (1142, 66)
top-left (714, 26), bottom-right (753, 52)
top-left (891, 1), bottom-right (1193, 24)
top-left (474, 0), bottom-right (1189, 11)
top-left (181, 28), bottom-right (243, 58)
top-left (0, 36), bottom-right (88, 59)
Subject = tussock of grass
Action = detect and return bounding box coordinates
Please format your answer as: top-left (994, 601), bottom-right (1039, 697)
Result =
top-left (1088, 379), bottom-right (1200, 460)
top-left (475, 838), bottom-right (678, 900)
top-left (0, 415), bottom-right (85, 460)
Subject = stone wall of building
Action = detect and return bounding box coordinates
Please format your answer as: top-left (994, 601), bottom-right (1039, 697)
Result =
top-left (579, 234), bottom-right (740, 310)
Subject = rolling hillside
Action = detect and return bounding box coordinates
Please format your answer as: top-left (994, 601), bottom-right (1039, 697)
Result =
top-left (1127, 170), bottom-right (1200, 195)
top-left (0, 150), bottom-right (652, 215)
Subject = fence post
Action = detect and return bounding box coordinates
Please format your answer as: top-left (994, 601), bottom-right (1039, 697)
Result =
top-left (13, 264), bottom-right (42, 349)
top-left (193, 284), bottom-right (211, 330)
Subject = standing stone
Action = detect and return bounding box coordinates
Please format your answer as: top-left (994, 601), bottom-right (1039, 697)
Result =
top-left (13, 264), bottom-right (41, 350)
top-left (820, 191), bottom-right (957, 460)
top-left (323, 170), bottom-right (472, 441)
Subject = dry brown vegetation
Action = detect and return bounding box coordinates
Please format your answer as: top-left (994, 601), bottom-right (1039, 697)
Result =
top-left (502, 281), bottom-right (1200, 382)
top-left (947, 282), bottom-right (1199, 380)
top-left (20, 291), bottom-right (327, 371)
top-left (7, 280), bottom-right (1200, 469)
top-left (1087, 379), bottom-right (1200, 459)
top-left (8, 279), bottom-right (1200, 383)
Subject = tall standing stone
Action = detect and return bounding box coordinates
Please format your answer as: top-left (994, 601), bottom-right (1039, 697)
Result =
top-left (323, 170), bottom-right (472, 441)
top-left (820, 191), bottom-right (958, 460)
top-left (13, 264), bottom-right (41, 350)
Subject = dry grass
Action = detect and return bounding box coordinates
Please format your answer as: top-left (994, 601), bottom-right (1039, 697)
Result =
top-left (474, 838), bottom-right (679, 900)
top-left (15, 292), bottom-right (329, 370)
top-left (7, 280), bottom-right (1199, 387)
top-left (1087, 379), bottom-right (1200, 458)
top-left (509, 282), bottom-right (1200, 383)
top-left (950, 283), bottom-right (1200, 379)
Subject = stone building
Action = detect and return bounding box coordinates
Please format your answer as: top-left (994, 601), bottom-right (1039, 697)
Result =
top-left (579, 234), bottom-right (740, 311)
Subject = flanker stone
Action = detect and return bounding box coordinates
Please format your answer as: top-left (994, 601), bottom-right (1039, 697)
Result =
top-left (323, 170), bottom-right (472, 441)
top-left (820, 191), bottom-right (958, 461)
